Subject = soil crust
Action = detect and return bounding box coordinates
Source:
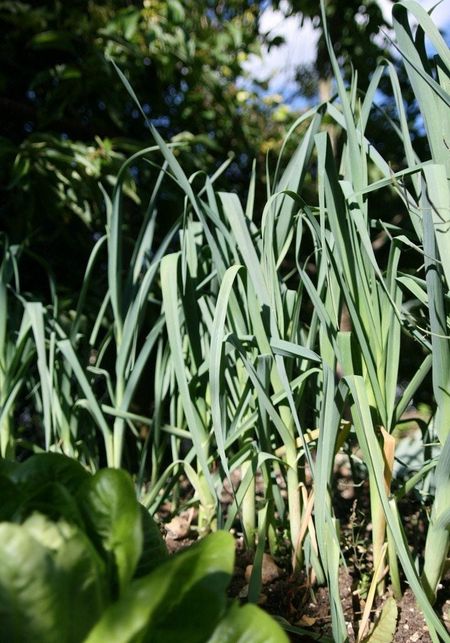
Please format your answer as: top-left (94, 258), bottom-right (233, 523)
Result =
top-left (163, 525), bottom-right (449, 642)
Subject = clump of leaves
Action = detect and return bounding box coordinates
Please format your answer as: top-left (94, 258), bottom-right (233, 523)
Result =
top-left (0, 453), bottom-right (287, 642)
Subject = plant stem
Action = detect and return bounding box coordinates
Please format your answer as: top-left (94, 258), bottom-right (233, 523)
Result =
top-left (241, 459), bottom-right (256, 549)
top-left (369, 475), bottom-right (386, 596)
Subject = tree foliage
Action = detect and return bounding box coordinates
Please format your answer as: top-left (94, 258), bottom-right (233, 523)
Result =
top-left (0, 0), bottom-right (292, 294)
top-left (273, 0), bottom-right (392, 95)
top-left (0, 0), bottom-right (429, 297)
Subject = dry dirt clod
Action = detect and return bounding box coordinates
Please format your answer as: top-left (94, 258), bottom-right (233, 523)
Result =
top-left (164, 515), bottom-right (191, 540)
top-left (245, 553), bottom-right (282, 585)
top-left (296, 615), bottom-right (316, 627)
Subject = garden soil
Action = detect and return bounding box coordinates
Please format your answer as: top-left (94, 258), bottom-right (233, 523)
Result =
top-left (160, 458), bottom-right (450, 642)
top-left (165, 528), bottom-right (449, 642)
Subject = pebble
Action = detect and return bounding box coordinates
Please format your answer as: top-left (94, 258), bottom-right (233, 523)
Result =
top-left (164, 515), bottom-right (191, 539)
top-left (245, 553), bottom-right (281, 585)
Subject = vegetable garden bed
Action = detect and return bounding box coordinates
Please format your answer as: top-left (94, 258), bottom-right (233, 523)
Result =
top-left (1, 1), bottom-right (450, 641)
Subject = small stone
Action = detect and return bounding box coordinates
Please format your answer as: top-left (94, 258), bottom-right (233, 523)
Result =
top-left (245, 553), bottom-right (281, 585)
top-left (164, 515), bottom-right (190, 539)
top-left (297, 615), bottom-right (316, 627)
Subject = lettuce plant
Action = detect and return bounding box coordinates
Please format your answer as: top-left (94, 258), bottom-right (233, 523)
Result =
top-left (0, 453), bottom-right (287, 642)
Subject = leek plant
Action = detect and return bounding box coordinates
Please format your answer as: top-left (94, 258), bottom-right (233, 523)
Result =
top-left (306, 3), bottom-right (449, 638)
top-left (108, 5), bottom-right (449, 638)
top-left (0, 237), bottom-right (34, 458)
top-left (146, 112), bottom-right (329, 567)
top-left (392, 1), bottom-right (450, 603)
top-left (146, 1), bottom-right (449, 638)
top-left (10, 146), bottom-right (181, 469)
top-left (53, 148), bottom-right (180, 469)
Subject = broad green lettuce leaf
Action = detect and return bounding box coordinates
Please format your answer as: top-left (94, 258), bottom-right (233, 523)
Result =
top-left (10, 452), bottom-right (89, 494)
top-left (0, 455), bottom-right (88, 524)
top-left (53, 524), bottom-right (109, 639)
top-left (0, 516), bottom-right (107, 643)
top-left (19, 481), bottom-right (85, 526)
top-left (134, 505), bottom-right (169, 578)
top-left (0, 475), bottom-right (21, 520)
top-left (0, 458), bottom-right (19, 477)
top-left (85, 531), bottom-right (235, 643)
top-left (0, 522), bottom-right (61, 643)
top-left (23, 513), bottom-right (76, 550)
top-left (208, 603), bottom-right (289, 643)
top-left (77, 469), bottom-right (142, 595)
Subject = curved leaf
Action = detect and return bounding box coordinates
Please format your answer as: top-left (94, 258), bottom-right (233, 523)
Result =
top-left (0, 522), bottom-right (61, 643)
top-left (24, 514), bottom-right (108, 641)
top-left (86, 531), bottom-right (234, 643)
top-left (0, 475), bottom-right (21, 520)
top-left (0, 516), bottom-right (106, 643)
top-left (208, 603), bottom-right (289, 643)
top-left (363, 597), bottom-right (398, 643)
top-left (134, 505), bottom-right (168, 578)
top-left (20, 481), bottom-right (85, 527)
top-left (11, 453), bottom-right (90, 495)
top-left (77, 468), bottom-right (142, 595)
top-left (0, 458), bottom-right (19, 477)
